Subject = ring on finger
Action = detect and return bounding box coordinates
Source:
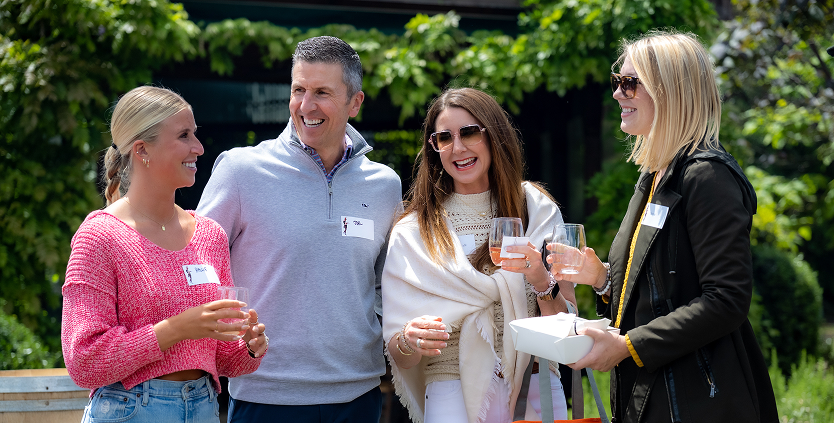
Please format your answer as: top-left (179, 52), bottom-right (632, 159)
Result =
top-left (416, 338), bottom-right (423, 349)
top-left (525, 260), bottom-right (531, 268)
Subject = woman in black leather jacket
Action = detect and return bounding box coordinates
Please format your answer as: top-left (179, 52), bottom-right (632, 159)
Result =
top-left (550, 31), bottom-right (779, 423)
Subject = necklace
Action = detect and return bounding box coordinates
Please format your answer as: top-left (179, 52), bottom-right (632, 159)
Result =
top-left (454, 192), bottom-right (492, 217)
top-left (124, 198), bottom-right (178, 231)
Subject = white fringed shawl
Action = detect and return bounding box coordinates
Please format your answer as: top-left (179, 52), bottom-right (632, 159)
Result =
top-left (382, 182), bottom-right (563, 423)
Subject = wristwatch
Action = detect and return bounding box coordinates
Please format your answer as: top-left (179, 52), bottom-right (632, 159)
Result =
top-left (537, 274), bottom-right (561, 301)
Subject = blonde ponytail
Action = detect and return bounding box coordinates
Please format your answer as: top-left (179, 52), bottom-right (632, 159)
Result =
top-left (102, 86), bottom-right (190, 204)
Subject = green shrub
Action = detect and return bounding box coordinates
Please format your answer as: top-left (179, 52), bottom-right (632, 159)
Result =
top-left (769, 351), bottom-right (834, 423)
top-left (583, 159), bottom-right (639, 262)
top-left (751, 244), bottom-right (823, 375)
top-left (0, 305), bottom-right (61, 370)
top-left (365, 130), bottom-right (423, 181)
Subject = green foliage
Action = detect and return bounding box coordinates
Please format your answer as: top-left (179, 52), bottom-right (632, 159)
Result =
top-left (582, 352), bottom-right (834, 422)
top-left (745, 166), bottom-right (815, 252)
top-left (365, 130), bottom-right (423, 179)
top-left (201, 20), bottom-right (394, 77)
top-left (0, 300), bottom-right (60, 370)
top-left (365, 12), bottom-right (466, 124)
top-left (769, 351), bottom-right (834, 422)
top-left (751, 244), bottom-right (823, 375)
top-left (202, 19), bottom-right (296, 75)
top-left (0, 0), bottom-right (200, 351)
top-left (519, 0), bottom-right (717, 95)
top-left (713, 0), bottom-right (834, 314)
top-left (583, 159), bottom-right (639, 261)
top-left (578, 369), bottom-right (612, 419)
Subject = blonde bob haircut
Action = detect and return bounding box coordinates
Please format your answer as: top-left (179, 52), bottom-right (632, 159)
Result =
top-left (103, 86), bottom-right (191, 205)
top-left (615, 30), bottom-right (721, 173)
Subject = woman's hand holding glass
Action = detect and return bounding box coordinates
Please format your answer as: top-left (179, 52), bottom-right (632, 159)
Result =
top-left (152, 299), bottom-right (253, 352)
top-left (241, 309), bottom-right (267, 358)
top-left (546, 224), bottom-right (606, 290)
top-left (547, 245), bottom-right (607, 290)
top-left (217, 286), bottom-right (267, 357)
top-left (501, 242), bottom-right (551, 292)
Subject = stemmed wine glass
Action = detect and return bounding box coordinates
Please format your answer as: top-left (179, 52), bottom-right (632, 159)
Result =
top-left (489, 217), bottom-right (525, 266)
top-left (548, 223), bottom-right (586, 274)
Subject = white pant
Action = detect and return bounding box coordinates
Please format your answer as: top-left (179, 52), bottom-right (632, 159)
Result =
top-left (424, 370), bottom-right (568, 423)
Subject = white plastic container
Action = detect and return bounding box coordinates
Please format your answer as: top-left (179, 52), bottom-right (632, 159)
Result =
top-left (509, 313), bottom-right (620, 364)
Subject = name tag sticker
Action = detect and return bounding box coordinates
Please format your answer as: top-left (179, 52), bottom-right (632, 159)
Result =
top-left (642, 203), bottom-right (669, 229)
top-left (500, 236), bottom-right (530, 259)
top-left (458, 234), bottom-right (477, 255)
top-left (341, 216), bottom-right (374, 241)
top-left (183, 265), bottom-right (221, 286)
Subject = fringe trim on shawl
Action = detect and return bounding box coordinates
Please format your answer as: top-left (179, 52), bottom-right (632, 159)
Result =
top-left (476, 368), bottom-right (505, 423)
top-left (384, 342), bottom-right (426, 423)
top-left (473, 309), bottom-right (504, 423)
top-left (475, 309), bottom-right (501, 366)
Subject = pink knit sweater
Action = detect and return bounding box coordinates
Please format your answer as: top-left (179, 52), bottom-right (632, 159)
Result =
top-left (62, 211), bottom-right (261, 392)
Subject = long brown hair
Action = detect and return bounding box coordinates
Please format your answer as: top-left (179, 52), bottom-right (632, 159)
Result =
top-left (402, 87), bottom-right (551, 272)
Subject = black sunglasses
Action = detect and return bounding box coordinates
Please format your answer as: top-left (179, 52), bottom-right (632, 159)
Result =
top-left (429, 124), bottom-right (486, 152)
top-left (610, 73), bottom-right (641, 99)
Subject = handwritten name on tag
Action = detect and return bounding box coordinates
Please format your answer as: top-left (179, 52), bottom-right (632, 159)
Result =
top-left (641, 203), bottom-right (669, 229)
top-left (341, 216), bottom-right (374, 241)
top-left (183, 265), bottom-right (221, 286)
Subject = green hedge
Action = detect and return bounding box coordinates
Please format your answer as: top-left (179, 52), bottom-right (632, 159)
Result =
top-left (751, 244), bottom-right (823, 376)
top-left (0, 301), bottom-right (60, 370)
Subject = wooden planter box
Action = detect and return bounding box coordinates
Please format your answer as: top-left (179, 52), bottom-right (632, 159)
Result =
top-left (0, 369), bottom-right (88, 423)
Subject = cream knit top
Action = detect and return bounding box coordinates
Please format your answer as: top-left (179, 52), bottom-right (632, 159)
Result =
top-left (423, 191), bottom-right (539, 385)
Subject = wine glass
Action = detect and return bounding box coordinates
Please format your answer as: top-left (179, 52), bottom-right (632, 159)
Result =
top-left (489, 217), bottom-right (524, 266)
top-left (549, 223), bottom-right (586, 274)
top-left (217, 286), bottom-right (250, 336)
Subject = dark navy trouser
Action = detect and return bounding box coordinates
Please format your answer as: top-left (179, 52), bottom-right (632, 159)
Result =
top-left (227, 386), bottom-right (382, 423)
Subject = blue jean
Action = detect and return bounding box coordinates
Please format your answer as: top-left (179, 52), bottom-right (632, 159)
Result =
top-left (81, 375), bottom-right (219, 423)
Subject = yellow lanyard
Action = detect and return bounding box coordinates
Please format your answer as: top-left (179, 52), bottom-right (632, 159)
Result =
top-left (615, 173), bottom-right (658, 328)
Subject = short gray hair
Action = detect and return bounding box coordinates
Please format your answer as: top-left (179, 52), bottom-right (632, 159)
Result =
top-left (292, 36), bottom-right (363, 100)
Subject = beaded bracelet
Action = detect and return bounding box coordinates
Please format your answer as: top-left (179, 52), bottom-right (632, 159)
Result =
top-left (594, 263), bottom-right (613, 296)
top-left (530, 272), bottom-right (558, 298)
top-left (394, 332), bottom-right (413, 356)
top-left (400, 322), bottom-right (416, 353)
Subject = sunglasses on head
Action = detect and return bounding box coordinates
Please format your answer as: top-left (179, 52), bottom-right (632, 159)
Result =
top-left (610, 73), bottom-right (641, 99)
top-left (429, 124), bottom-right (486, 152)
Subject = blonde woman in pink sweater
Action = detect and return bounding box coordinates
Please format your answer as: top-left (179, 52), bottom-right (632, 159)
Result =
top-left (62, 86), bottom-right (268, 423)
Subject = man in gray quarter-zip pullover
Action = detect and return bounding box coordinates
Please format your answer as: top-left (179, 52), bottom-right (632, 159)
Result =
top-left (198, 36), bottom-right (402, 422)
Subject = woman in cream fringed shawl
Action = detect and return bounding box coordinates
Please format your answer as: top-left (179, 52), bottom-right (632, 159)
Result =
top-left (382, 88), bottom-right (576, 423)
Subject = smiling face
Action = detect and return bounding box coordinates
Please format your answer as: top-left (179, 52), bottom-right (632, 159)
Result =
top-left (289, 61), bottom-right (364, 153)
top-left (143, 108), bottom-right (203, 189)
top-left (435, 107), bottom-right (492, 194)
top-left (615, 57), bottom-right (655, 137)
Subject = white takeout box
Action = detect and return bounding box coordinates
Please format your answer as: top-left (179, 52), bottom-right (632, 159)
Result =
top-left (509, 313), bottom-right (620, 364)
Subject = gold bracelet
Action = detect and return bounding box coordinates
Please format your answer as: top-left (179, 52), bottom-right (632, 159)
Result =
top-left (394, 332), bottom-right (413, 356)
top-left (401, 322), bottom-right (416, 353)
